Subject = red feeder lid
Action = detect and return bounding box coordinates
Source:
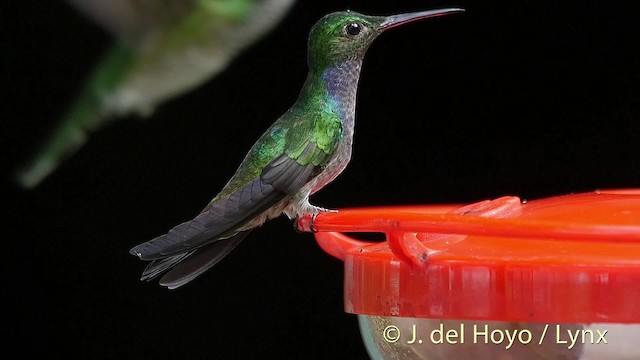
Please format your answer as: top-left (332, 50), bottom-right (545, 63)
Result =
top-left (297, 189), bottom-right (640, 323)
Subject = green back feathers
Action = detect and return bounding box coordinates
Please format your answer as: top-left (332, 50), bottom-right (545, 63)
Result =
top-left (214, 71), bottom-right (342, 201)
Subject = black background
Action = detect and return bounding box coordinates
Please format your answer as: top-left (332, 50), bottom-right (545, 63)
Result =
top-left (4, 0), bottom-right (639, 358)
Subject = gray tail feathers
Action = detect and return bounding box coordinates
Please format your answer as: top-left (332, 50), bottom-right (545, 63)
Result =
top-left (138, 231), bottom-right (249, 289)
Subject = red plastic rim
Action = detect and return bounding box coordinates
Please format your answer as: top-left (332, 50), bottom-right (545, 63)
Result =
top-left (297, 190), bottom-right (640, 323)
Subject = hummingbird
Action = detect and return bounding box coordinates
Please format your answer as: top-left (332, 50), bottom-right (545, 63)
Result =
top-left (16, 0), bottom-right (296, 189)
top-left (129, 8), bottom-right (464, 289)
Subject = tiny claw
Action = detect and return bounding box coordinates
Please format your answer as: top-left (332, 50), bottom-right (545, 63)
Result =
top-left (309, 213), bottom-right (319, 233)
top-left (294, 213), bottom-right (320, 233)
top-left (294, 207), bottom-right (338, 233)
top-left (294, 214), bottom-right (312, 233)
top-left (294, 217), bottom-right (306, 233)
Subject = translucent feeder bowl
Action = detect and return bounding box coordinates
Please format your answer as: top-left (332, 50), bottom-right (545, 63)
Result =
top-left (297, 189), bottom-right (640, 360)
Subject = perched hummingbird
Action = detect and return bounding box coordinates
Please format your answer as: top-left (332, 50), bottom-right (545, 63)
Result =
top-left (130, 8), bottom-right (464, 289)
top-left (16, 0), bottom-right (296, 188)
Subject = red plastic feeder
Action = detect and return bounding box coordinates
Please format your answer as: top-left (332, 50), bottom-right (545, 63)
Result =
top-left (297, 189), bottom-right (640, 360)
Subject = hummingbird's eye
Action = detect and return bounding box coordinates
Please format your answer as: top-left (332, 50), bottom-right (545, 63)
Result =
top-left (345, 22), bottom-right (361, 36)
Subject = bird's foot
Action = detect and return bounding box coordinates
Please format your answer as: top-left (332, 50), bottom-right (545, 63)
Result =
top-left (289, 203), bottom-right (337, 233)
top-left (296, 201), bottom-right (338, 219)
top-left (304, 205), bottom-right (337, 215)
top-left (284, 201), bottom-right (337, 220)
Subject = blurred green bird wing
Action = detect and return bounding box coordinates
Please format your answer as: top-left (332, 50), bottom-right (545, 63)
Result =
top-left (66, 0), bottom-right (193, 40)
top-left (66, 0), bottom-right (253, 45)
top-left (130, 114), bottom-right (342, 260)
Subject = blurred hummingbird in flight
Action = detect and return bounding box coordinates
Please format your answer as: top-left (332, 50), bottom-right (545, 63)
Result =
top-left (16, 0), bottom-right (296, 188)
top-left (130, 8), bottom-right (464, 289)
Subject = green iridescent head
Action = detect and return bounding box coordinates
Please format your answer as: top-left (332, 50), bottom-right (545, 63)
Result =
top-left (307, 8), bottom-right (465, 69)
